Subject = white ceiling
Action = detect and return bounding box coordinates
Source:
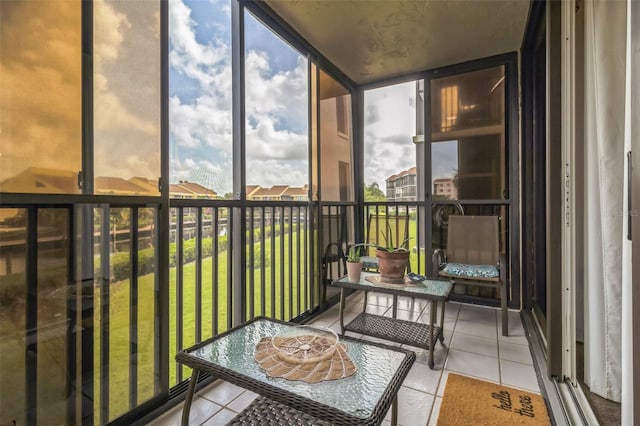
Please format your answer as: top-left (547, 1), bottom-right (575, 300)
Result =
top-left (265, 0), bottom-right (531, 85)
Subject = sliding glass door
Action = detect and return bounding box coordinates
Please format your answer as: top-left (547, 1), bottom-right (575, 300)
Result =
top-left (427, 56), bottom-right (518, 311)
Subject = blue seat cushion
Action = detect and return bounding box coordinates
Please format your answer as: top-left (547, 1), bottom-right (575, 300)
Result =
top-left (360, 256), bottom-right (379, 270)
top-left (441, 263), bottom-right (499, 279)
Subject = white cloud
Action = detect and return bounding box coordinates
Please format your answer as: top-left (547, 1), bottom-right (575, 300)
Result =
top-left (93, 0), bottom-right (162, 182)
top-left (169, 0), bottom-right (230, 89)
top-left (169, 2), bottom-right (420, 193)
top-left (94, 0), bottom-right (130, 67)
top-left (244, 51), bottom-right (308, 187)
top-left (189, 159), bottom-right (230, 191)
top-left (170, 95), bottom-right (232, 149)
top-left (169, 0), bottom-right (234, 192)
top-left (246, 118), bottom-right (307, 160)
top-left (244, 52), bottom-right (308, 126)
top-left (244, 51), bottom-right (308, 139)
top-left (169, 0), bottom-right (309, 191)
top-left (220, 2), bottom-right (231, 17)
top-left (246, 159), bottom-right (307, 188)
top-left (364, 83), bottom-right (416, 138)
top-left (363, 82), bottom-right (417, 187)
top-left (94, 73), bottom-right (157, 135)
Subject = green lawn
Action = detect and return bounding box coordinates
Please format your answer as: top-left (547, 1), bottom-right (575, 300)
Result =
top-left (0, 219), bottom-right (422, 424)
top-left (94, 229), bottom-right (310, 421)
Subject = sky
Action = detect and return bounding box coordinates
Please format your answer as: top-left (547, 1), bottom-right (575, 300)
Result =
top-left (0, 1), bottom-right (83, 183)
top-left (363, 82), bottom-right (418, 188)
top-left (169, 0), bottom-right (309, 195)
top-left (169, 0), bottom-right (234, 193)
top-left (1, 0), bottom-right (162, 190)
top-left (94, 0), bottom-right (161, 183)
top-left (0, 0), bottom-right (453, 196)
top-left (169, 0), bottom-right (436, 196)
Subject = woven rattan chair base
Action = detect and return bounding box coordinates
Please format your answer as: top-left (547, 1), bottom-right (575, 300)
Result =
top-left (229, 395), bottom-right (332, 425)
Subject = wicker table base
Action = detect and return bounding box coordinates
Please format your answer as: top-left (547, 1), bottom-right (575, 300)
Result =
top-left (229, 395), bottom-right (332, 425)
top-left (333, 273), bottom-right (452, 369)
top-left (342, 309), bottom-right (443, 369)
top-left (344, 312), bottom-right (443, 350)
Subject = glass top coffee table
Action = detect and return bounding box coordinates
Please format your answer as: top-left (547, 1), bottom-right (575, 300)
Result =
top-left (175, 316), bottom-right (415, 426)
top-left (333, 272), bottom-right (452, 369)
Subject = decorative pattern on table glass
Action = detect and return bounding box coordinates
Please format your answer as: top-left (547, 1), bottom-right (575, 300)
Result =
top-left (271, 326), bottom-right (338, 363)
top-left (190, 319), bottom-right (406, 419)
top-left (255, 337), bottom-right (357, 383)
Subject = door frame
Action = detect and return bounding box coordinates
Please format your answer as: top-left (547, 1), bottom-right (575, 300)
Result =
top-left (521, 0), bottom-right (564, 377)
top-left (424, 52), bottom-right (520, 310)
top-left (521, 0), bottom-right (548, 333)
top-left (630, 0), bottom-right (640, 419)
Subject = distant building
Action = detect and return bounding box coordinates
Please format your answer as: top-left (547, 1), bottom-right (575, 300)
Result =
top-left (130, 177), bottom-right (159, 193)
top-left (248, 185), bottom-right (289, 201)
top-left (386, 167), bottom-right (417, 201)
top-left (0, 167), bottom-right (164, 195)
top-left (95, 176), bottom-right (153, 195)
top-left (282, 185), bottom-right (308, 201)
top-left (246, 184), bottom-right (308, 201)
top-left (0, 167), bottom-right (79, 193)
top-left (246, 185), bottom-right (261, 198)
top-left (433, 177), bottom-right (457, 200)
top-left (169, 181), bottom-right (218, 199)
top-left (0, 167), bottom-right (315, 201)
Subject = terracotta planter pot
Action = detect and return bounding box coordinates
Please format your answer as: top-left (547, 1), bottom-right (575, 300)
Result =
top-left (376, 249), bottom-right (409, 283)
top-left (346, 261), bottom-right (362, 282)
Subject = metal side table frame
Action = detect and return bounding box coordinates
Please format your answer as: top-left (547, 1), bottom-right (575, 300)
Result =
top-left (333, 272), bottom-right (452, 369)
top-left (176, 316), bottom-right (415, 426)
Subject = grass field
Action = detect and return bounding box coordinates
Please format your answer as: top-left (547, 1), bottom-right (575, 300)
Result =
top-left (0, 218), bottom-right (426, 424)
top-left (94, 219), bottom-right (424, 420)
top-left (94, 230), bottom-right (310, 421)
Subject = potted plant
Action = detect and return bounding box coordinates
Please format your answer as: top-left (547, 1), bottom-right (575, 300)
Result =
top-left (372, 229), bottom-right (410, 284)
top-left (346, 244), bottom-right (363, 282)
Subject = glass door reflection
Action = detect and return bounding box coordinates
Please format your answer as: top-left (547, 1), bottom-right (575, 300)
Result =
top-left (429, 65), bottom-right (510, 305)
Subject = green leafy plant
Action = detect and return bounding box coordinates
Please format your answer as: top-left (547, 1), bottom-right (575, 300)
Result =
top-left (372, 223), bottom-right (410, 253)
top-left (347, 244), bottom-right (364, 262)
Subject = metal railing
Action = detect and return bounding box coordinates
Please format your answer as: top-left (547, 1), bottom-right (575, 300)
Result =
top-left (363, 201), bottom-right (428, 275)
top-left (0, 202), bottom-right (166, 425)
top-left (5, 199), bottom-right (511, 425)
top-left (0, 197), bottom-right (343, 425)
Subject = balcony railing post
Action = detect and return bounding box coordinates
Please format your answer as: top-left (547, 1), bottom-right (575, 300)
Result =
top-left (212, 209), bottom-right (219, 335)
top-left (232, 205), bottom-right (245, 326)
top-left (130, 207), bottom-right (139, 409)
top-left (195, 208), bottom-right (202, 343)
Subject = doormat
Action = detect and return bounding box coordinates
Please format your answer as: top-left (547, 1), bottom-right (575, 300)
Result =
top-left (437, 373), bottom-right (550, 425)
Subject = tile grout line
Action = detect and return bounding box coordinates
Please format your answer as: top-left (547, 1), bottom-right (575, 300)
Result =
top-left (198, 388), bottom-right (248, 426)
top-left (426, 301), bottom-right (460, 425)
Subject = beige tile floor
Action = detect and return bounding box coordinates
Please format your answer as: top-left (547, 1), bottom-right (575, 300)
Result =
top-left (149, 292), bottom-right (540, 426)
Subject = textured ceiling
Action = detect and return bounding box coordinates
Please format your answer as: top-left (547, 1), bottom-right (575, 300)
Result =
top-left (265, 0), bottom-right (530, 85)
